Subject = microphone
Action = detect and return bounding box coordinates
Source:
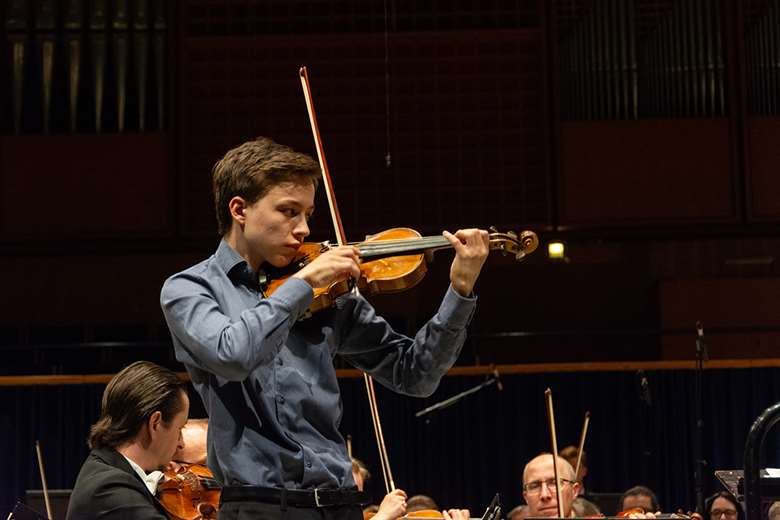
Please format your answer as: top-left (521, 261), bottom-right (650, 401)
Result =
top-left (638, 369), bottom-right (652, 407)
top-left (492, 366), bottom-right (503, 392)
top-left (415, 367), bottom-right (503, 418)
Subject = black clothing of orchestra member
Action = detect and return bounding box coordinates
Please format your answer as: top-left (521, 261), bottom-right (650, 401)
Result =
top-left (66, 361), bottom-right (189, 519)
top-left (66, 447), bottom-right (168, 519)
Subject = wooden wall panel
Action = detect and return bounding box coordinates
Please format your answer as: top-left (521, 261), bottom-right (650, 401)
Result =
top-left (660, 278), bottom-right (780, 359)
top-left (747, 117), bottom-right (780, 219)
top-left (559, 119), bottom-right (735, 226)
top-left (178, 30), bottom-right (548, 239)
top-left (0, 134), bottom-right (171, 237)
top-left (0, 251), bottom-right (204, 326)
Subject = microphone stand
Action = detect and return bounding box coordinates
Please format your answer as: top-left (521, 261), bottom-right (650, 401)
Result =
top-left (694, 321), bottom-right (708, 514)
top-left (415, 373), bottom-right (500, 419)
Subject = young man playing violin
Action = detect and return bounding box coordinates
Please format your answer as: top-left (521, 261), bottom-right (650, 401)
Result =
top-left (160, 137), bottom-right (489, 520)
top-left (66, 361), bottom-right (189, 520)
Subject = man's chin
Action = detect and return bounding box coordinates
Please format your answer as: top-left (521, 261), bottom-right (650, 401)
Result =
top-left (536, 508), bottom-right (561, 517)
top-left (266, 255), bottom-right (296, 269)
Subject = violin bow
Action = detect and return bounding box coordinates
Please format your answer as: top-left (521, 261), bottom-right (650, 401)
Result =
top-left (299, 67), bottom-right (348, 245)
top-left (299, 67), bottom-right (395, 494)
top-left (544, 389), bottom-right (565, 518)
top-left (365, 374), bottom-right (395, 493)
top-left (574, 411), bottom-right (590, 485)
top-left (35, 440), bottom-right (53, 520)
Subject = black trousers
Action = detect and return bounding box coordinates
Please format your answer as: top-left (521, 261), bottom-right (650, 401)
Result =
top-left (217, 501), bottom-right (363, 520)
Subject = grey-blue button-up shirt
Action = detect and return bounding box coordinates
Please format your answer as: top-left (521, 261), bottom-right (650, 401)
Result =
top-left (160, 239), bottom-right (476, 489)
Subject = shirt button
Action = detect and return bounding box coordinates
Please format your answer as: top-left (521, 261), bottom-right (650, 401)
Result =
top-left (277, 395), bottom-right (285, 404)
top-left (306, 462), bottom-right (312, 468)
top-left (277, 357), bottom-right (283, 366)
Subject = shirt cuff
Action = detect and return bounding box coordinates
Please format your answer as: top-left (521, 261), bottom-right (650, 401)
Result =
top-left (437, 283), bottom-right (477, 330)
top-left (268, 276), bottom-right (314, 319)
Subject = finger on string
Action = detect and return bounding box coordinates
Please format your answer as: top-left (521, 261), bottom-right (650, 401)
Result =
top-left (443, 230), bottom-right (467, 253)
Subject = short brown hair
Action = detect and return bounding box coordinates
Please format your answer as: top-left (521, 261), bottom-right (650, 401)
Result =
top-left (212, 137), bottom-right (321, 235)
top-left (88, 361), bottom-right (187, 449)
top-left (407, 495), bottom-right (439, 513)
top-left (559, 445), bottom-right (586, 467)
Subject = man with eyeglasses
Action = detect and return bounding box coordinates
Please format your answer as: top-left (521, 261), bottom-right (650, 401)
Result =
top-left (704, 492), bottom-right (742, 520)
top-left (522, 453), bottom-right (580, 518)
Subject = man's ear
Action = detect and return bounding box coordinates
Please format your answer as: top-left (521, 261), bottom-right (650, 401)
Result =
top-left (228, 196), bottom-right (248, 226)
top-left (148, 410), bottom-right (163, 439)
top-left (572, 481), bottom-right (581, 499)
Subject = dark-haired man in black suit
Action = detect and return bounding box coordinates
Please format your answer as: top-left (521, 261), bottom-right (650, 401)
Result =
top-left (66, 361), bottom-right (189, 519)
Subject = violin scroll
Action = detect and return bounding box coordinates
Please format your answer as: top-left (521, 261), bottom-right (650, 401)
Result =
top-left (487, 228), bottom-right (538, 261)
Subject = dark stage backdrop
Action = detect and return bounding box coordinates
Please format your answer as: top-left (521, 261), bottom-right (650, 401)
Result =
top-left (3, 367), bottom-right (780, 517)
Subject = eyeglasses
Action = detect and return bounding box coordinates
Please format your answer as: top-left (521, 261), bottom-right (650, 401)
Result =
top-left (710, 510), bottom-right (737, 518)
top-left (523, 478), bottom-right (575, 495)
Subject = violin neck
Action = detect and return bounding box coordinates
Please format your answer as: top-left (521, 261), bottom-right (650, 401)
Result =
top-left (357, 236), bottom-right (451, 260)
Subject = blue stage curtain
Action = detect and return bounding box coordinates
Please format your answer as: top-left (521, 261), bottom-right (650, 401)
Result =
top-left (3, 367), bottom-right (780, 516)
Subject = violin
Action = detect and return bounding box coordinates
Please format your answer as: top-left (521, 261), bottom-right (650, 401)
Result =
top-left (157, 463), bottom-right (221, 520)
top-left (264, 226), bottom-right (538, 313)
top-left (365, 509), bottom-right (481, 520)
top-left (364, 492), bottom-right (500, 520)
top-left (616, 507), bottom-right (701, 520)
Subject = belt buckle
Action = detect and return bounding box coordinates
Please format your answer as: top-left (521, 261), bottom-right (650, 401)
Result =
top-left (314, 488), bottom-right (323, 507)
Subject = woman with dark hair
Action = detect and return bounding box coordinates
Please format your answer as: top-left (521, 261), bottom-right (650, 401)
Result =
top-left (705, 492), bottom-right (744, 520)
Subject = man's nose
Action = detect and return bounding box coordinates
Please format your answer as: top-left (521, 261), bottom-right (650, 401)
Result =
top-left (539, 483), bottom-right (553, 498)
top-left (177, 432), bottom-right (185, 450)
top-left (294, 215), bottom-right (310, 238)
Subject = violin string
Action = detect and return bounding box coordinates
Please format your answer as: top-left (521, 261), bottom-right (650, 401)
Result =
top-left (359, 241), bottom-right (446, 255)
top-left (354, 236), bottom-right (446, 246)
top-left (358, 236), bottom-right (449, 255)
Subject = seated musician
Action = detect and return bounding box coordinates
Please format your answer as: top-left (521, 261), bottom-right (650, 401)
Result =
top-left (619, 486), bottom-right (660, 514)
top-left (523, 453), bottom-right (580, 518)
top-left (408, 495), bottom-right (439, 513)
top-left (571, 497), bottom-right (602, 517)
top-left (559, 446), bottom-right (588, 495)
top-left (351, 457), bottom-right (408, 520)
top-left (167, 418), bottom-right (209, 471)
top-left (66, 361), bottom-right (189, 520)
top-left (704, 492), bottom-right (743, 520)
top-left (351, 458), bottom-right (467, 520)
top-left (507, 504), bottom-right (530, 520)
top-left (768, 501), bottom-right (780, 520)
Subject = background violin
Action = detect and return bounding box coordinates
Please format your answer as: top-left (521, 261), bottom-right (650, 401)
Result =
top-left (264, 227), bottom-right (538, 313)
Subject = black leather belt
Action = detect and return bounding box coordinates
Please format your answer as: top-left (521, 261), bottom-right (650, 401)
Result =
top-left (221, 486), bottom-right (369, 508)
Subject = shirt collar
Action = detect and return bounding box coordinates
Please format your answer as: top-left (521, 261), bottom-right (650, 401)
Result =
top-left (215, 239), bottom-right (263, 290)
top-left (122, 454), bottom-right (163, 495)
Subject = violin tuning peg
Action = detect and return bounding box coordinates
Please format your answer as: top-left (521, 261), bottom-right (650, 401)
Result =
top-left (489, 226), bottom-right (498, 233)
top-left (507, 231), bottom-right (517, 239)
